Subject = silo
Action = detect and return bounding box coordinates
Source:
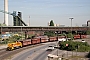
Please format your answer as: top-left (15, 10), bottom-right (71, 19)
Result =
top-left (87, 20), bottom-right (90, 27)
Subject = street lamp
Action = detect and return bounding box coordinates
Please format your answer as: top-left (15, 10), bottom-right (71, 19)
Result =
top-left (69, 18), bottom-right (74, 40)
top-left (55, 31), bottom-right (59, 56)
top-left (69, 18), bottom-right (74, 57)
top-left (56, 31), bottom-right (59, 56)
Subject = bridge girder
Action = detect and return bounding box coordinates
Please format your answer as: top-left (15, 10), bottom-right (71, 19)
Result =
top-left (0, 26), bottom-right (88, 32)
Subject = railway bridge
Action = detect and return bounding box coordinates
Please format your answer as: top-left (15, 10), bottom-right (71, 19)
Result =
top-left (0, 26), bottom-right (89, 32)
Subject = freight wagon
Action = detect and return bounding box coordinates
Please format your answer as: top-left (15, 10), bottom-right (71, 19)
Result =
top-left (20, 39), bottom-right (32, 47)
top-left (7, 36), bottom-right (61, 51)
top-left (39, 36), bottom-right (49, 43)
top-left (74, 35), bottom-right (86, 39)
top-left (31, 37), bottom-right (41, 44)
top-left (49, 37), bottom-right (57, 42)
top-left (58, 36), bottom-right (66, 39)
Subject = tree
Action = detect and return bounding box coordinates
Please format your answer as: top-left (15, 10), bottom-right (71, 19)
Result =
top-left (44, 31), bottom-right (55, 37)
top-left (49, 20), bottom-right (54, 26)
top-left (86, 30), bottom-right (90, 35)
top-left (0, 23), bottom-right (1, 26)
top-left (45, 20), bottom-right (55, 36)
top-left (59, 41), bottom-right (90, 52)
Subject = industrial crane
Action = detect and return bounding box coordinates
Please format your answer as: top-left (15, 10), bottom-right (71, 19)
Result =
top-left (0, 9), bottom-right (27, 26)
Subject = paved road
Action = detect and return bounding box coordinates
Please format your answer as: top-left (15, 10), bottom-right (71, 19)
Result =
top-left (32, 49), bottom-right (50, 60)
top-left (0, 44), bottom-right (7, 49)
top-left (10, 39), bottom-right (90, 60)
top-left (73, 38), bottom-right (90, 45)
top-left (11, 42), bottom-right (56, 60)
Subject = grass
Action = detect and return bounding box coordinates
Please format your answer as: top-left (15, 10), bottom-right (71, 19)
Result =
top-left (67, 56), bottom-right (86, 60)
top-left (70, 56), bottom-right (83, 58)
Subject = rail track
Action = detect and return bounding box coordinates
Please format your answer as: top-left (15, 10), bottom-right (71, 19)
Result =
top-left (0, 44), bottom-right (43, 60)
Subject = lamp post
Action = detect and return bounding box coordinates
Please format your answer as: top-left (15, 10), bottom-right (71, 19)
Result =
top-left (69, 18), bottom-right (74, 40)
top-left (69, 18), bottom-right (74, 57)
top-left (56, 31), bottom-right (59, 56)
top-left (55, 31), bottom-right (59, 56)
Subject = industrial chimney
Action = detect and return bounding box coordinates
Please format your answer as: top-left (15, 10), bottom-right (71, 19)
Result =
top-left (4, 0), bottom-right (8, 26)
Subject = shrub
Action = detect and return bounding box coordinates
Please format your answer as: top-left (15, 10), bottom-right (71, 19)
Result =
top-left (59, 41), bottom-right (90, 52)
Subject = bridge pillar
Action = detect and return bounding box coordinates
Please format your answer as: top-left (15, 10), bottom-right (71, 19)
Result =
top-left (25, 31), bottom-right (28, 39)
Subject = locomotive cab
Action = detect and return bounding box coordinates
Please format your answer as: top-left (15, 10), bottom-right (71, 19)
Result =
top-left (7, 41), bottom-right (22, 51)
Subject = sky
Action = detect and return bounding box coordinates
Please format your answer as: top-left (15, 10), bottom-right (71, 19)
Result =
top-left (0, 0), bottom-right (90, 26)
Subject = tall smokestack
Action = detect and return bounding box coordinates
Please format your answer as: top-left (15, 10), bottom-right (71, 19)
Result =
top-left (4, 0), bottom-right (8, 26)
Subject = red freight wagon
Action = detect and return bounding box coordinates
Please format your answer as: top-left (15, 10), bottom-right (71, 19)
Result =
top-left (35, 37), bottom-right (41, 43)
top-left (20, 39), bottom-right (32, 46)
top-left (39, 36), bottom-right (49, 43)
top-left (74, 35), bottom-right (87, 39)
top-left (41, 38), bottom-right (48, 43)
top-left (26, 39), bottom-right (32, 45)
top-left (31, 37), bottom-right (40, 44)
top-left (74, 35), bottom-right (80, 39)
top-left (58, 36), bottom-right (65, 39)
top-left (31, 39), bottom-right (37, 44)
top-left (54, 37), bottom-right (57, 41)
top-left (49, 37), bottom-right (57, 41)
top-left (81, 35), bottom-right (86, 38)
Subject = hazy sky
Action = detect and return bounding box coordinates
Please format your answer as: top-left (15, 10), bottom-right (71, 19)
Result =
top-left (0, 0), bottom-right (90, 26)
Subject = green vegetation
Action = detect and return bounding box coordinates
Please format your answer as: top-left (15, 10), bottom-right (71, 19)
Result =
top-left (11, 35), bottom-right (22, 40)
top-left (59, 41), bottom-right (90, 52)
top-left (0, 35), bottom-right (22, 44)
top-left (86, 52), bottom-right (90, 58)
top-left (44, 22), bottom-right (56, 36)
top-left (44, 31), bottom-right (55, 37)
top-left (67, 33), bottom-right (74, 40)
top-left (49, 20), bottom-right (54, 26)
top-left (0, 40), bottom-right (8, 44)
top-left (86, 30), bottom-right (90, 35)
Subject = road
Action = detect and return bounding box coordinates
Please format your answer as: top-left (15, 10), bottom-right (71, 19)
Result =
top-left (73, 38), bottom-right (90, 45)
top-left (10, 39), bottom-right (90, 60)
top-left (11, 42), bottom-right (56, 60)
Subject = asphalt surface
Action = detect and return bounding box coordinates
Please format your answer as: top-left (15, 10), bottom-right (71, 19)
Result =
top-left (11, 42), bottom-right (56, 60)
top-left (3, 39), bottom-right (90, 60)
top-left (0, 44), bottom-right (7, 49)
top-left (73, 38), bottom-right (90, 45)
top-left (33, 50), bottom-right (50, 60)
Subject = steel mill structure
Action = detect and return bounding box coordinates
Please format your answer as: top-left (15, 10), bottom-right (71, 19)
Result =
top-left (0, 0), bottom-right (27, 26)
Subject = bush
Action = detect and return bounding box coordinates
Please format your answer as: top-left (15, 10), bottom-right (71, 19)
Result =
top-left (44, 31), bottom-right (55, 37)
top-left (86, 52), bottom-right (90, 58)
top-left (59, 41), bottom-right (90, 52)
top-left (67, 33), bottom-right (74, 40)
top-left (12, 35), bottom-right (22, 40)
